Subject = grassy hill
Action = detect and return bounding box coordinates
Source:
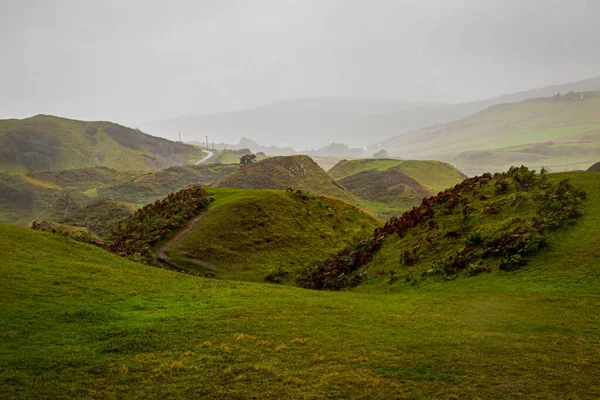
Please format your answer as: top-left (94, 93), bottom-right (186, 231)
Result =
top-left (328, 159), bottom-right (467, 218)
top-left (161, 188), bottom-right (381, 282)
top-left (2, 171), bottom-right (600, 398)
top-left (215, 155), bottom-right (357, 204)
top-left (299, 168), bottom-right (596, 292)
top-left (378, 91), bottom-right (600, 173)
top-left (0, 115), bottom-right (207, 173)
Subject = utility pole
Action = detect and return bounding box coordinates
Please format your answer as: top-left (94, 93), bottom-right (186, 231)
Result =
top-left (178, 132), bottom-right (181, 142)
top-left (205, 135), bottom-right (209, 150)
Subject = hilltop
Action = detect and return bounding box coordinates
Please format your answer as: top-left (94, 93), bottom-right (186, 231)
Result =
top-left (329, 159), bottom-right (466, 218)
top-left (159, 188), bottom-right (381, 282)
top-left (215, 155), bottom-right (356, 203)
top-left (378, 91), bottom-right (600, 174)
top-left (0, 115), bottom-right (207, 173)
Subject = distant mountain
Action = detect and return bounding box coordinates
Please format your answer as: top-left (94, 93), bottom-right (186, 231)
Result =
top-left (143, 76), bottom-right (600, 150)
top-left (377, 91), bottom-right (600, 175)
top-left (0, 115), bottom-right (206, 173)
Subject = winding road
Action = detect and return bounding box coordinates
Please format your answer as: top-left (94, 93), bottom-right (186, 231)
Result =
top-left (195, 150), bottom-right (215, 165)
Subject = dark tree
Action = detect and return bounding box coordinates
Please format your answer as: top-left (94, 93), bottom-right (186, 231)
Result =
top-left (240, 154), bottom-right (257, 166)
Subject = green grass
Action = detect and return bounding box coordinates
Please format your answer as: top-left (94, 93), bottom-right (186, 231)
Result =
top-left (166, 188), bottom-right (381, 282)
top-left (381, 91), bottom-right (600, 162)
top-left (1, 185), bottom-right (600, 399)
top-left (0, 115), bottom-right (206, 173)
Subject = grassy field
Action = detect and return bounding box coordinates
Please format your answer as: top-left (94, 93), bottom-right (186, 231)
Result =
top-left (1, 168), bottom-right (599, 399)
top-left (0, 115), bottom-right (206, 173)
top-left (164, 188), bottom-right (381, 282)
top-left (379, 91), bottom-right (600, 166)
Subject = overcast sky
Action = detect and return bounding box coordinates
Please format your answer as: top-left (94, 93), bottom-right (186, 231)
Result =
top-left (1, 0), bottom-right (599, 126)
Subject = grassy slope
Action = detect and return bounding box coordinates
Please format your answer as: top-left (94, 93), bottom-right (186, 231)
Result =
top-left (329, 159), bottom-right (467, 218)
top-left (352, 172), bottom-right (600, 293)
top-left (0, 115), bottom-right (206, 173)
top-left (166, 188), bottom-right (381, 282)
top-left (1, 181), bottom-right (600, 399)
top-left (450, 134), bottom-right (600, 175)
top-left (216, 155), bottom-right (357, 204)
top-left (379, 92), bottom-right (600, 164)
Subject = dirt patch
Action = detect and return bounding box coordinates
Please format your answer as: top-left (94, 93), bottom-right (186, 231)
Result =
top-left (157, 212), bottom-right (216, 270)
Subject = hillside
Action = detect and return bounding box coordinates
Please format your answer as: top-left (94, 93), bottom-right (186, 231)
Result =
top-left (328, 159), bottom-right (467, 218)
top-left (160, 188), bottom-right (381, 282)
top-left (0, 164), bottom-right (238, 234)
top-left (587, 161), bottom-right (600, 172)
top-left (378, 91), bottom-right (600, 173)
top-left (144, 77), bottom-right (600, 150)
top-left (0, 115), bottom-right (206, 173)
top-left (215, 155), bottom-right (357, 203)
top-left (299, 168), bottom-right (595, 291)
top-left (2, 174), bottom-right (600, 398)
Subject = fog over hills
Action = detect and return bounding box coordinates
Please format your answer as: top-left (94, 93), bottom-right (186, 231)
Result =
top-left (143, 76), bottom-right (600, 149)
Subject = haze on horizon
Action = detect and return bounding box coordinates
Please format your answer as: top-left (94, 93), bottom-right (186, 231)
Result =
top-left (2, 0), bottom-right (600, 144)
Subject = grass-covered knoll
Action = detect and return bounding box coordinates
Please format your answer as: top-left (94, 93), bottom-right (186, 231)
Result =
top-left (329, 158), bottom-right (466, 191)
top-left (165, 188), bottom-right (381, 282)
top-left (379, 91), bottom-right (600, 163)
top-left (299, 168), bottom-right (591, 290)
top-left (216, 155), bottom-right (356, 203)
top-left (328, 159), bottom-right (466, 218)
top-left (0, 115), bottom-right (206, 173)
top-left (2, 215), bottom-right (600, 398)
top-left (96, 163), bottom-right (239, 205)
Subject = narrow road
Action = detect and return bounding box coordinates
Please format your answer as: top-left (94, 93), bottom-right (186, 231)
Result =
top-left (195, 150), bottom-right (215, 165)
top-left (157, 212), bottom-right (217, 270)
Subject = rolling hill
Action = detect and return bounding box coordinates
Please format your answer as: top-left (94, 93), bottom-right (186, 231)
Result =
top-left (143, 76), bottom-right (600, 150)
top-left (378, 91), bottom-right (600, 174)
top-left (300, 168), bottom-right (596, 291)
top-left (215, 155), bottom-right (356, 204)
top-left (159, 188), bottom-right (381, 282)
top-left (586, 161), bottom-right (600, 172)
top-left (0, 115), bottom-right (207, 173)
top-left (328, 159), bottom-right (467, 218)
top-left (2, 167), bottom-right (600, 397)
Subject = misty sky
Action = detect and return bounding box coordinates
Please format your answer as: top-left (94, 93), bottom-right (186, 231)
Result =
top-left (1, 0), bottom-right (599, 127)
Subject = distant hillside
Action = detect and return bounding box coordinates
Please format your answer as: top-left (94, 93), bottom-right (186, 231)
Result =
top-left (378, 91), bottom-right (600, 174)
top-left (329, 159), bottom-right (466, 218)
top-left (0, 115), bottom-right (206, 173)
top-left (161, 188), bottom-right (381, 282)
top-left (588, 162), bottom-right (600, 172)
top-left (144, 77), bottom-right (600, 149)
top-left (215, 155), bottom-right (356, 203)
top-left (0, 163), bottom-right (238, 234)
